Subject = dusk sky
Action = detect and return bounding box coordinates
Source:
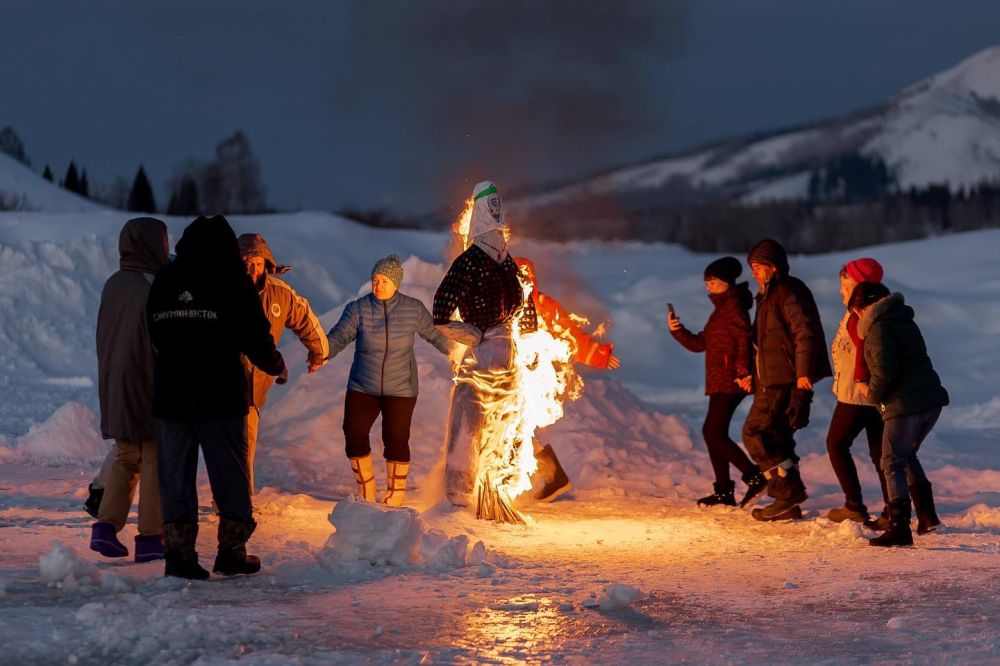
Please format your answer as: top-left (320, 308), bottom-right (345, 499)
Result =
top-left (4, 0), bottom-right (1000, 215)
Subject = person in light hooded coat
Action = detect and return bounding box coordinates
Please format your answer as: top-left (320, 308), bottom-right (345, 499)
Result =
top-left (89, 217), bottom-right (169, 563)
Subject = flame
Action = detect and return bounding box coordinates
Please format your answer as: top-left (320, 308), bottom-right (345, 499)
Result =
top-left (457, 278), bottom-right (583, 523)
top-left (591, 321), bottom-right (609, 340)
top-left (453, 197), bottom-right (475, 250)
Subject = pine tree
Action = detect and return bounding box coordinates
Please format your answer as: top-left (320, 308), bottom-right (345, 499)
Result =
top-left (63, 161), bottom-right (80, 194)
top-left (167, 175), bottom-right (200, 216)
top-left (0, 126), bottom-right (31, 166)
top-left (42, 165), bottom-right (53, 182)
top-left (79, 169), bottom-right (90, 198)
top-left (127, 165), bottom-right (156, 212)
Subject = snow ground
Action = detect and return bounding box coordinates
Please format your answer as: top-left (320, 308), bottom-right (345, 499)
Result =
top-left (0, 209), bottom-right (998, 663)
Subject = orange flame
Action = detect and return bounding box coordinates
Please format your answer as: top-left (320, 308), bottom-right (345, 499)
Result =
top-left (457, 278), bottom-right (583, 523)
top-left (453, 197), bottom-right (475, 250)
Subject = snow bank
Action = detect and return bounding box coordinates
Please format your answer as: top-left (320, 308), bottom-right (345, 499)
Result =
top-left (0, 402), bottom-right (106, 464)
top-left (320, 497), bottom-right (489, 570)
top-left (0, 151), bottom-right (106, 213)
top-left (952, 504), bottom-right (1000, 530)
top-left (260, 255), bottom-right (695, 502)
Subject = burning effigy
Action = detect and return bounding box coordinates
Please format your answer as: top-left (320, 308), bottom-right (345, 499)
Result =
top-left (432, 181), bottom-right (585, 524)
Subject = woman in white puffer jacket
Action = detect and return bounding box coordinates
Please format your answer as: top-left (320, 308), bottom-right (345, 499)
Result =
top-left (825, 258), bottom-right (888, 525)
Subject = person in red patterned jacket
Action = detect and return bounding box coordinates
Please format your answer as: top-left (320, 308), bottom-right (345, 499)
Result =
top-left (668, 257), bottom-right (766, 508)
top-left (514, 257), bottom-right (621, 502)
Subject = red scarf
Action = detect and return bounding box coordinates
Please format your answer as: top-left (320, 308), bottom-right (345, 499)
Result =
top-left (846, 313), bottom-right (871, 383)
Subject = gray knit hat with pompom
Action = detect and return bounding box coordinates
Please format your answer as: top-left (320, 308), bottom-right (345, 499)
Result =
top-left (371, 254), bottom-right (404, 287)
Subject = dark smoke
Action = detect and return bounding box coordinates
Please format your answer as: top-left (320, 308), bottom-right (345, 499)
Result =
top-left (336, 0), bottom-right (690, 213)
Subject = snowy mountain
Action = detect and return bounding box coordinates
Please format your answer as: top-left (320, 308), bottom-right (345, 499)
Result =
top-left (0, 151), bottom-right (106, 213)
top-left (511, 46), bottom-right (1000, 212)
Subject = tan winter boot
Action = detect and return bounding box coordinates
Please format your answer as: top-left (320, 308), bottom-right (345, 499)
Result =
top-left (349, 456), bottom-right (376, 501)
top-left (382, 461), bottom-right (409, 507)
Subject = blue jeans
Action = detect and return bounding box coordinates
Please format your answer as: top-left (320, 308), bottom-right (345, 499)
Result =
top-left (881, 407), bottom-right (941, 502)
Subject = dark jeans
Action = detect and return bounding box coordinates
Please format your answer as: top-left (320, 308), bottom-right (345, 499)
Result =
top-left (883, 407), bottom-right (940, 502)
top-left (742, 385), bottom-right (805, 500)
top-left (826, 401), bottom-right (886, 510)
top-left (157, 416), bottom-right (251, 525)
top-left (343, 390), bottom-right (418, 463)
top-left (703, 393), bottom-right (756, 483)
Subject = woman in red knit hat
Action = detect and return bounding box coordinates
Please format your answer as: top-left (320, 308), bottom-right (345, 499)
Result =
top-left (825, 258), bottom-right (890, 525)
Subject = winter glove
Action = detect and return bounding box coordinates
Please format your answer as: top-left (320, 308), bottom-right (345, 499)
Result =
top-left (786, 388), bottom-right (813, 431)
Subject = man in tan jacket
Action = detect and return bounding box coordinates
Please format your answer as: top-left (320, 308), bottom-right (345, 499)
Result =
top-left (238, 234), bottom-right (329, 494)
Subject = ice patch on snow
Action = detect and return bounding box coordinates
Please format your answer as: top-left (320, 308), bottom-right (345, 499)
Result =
top-left (886, 617), bottom-right (908, 631)
top-left (320, 498), bottom-right (489, 570)
top-left (595, 583), bottom-right (644, 610)
top-left (0, 402), bottom-right (106, 464)
top-left (40, 376), bottom-right (94, 388)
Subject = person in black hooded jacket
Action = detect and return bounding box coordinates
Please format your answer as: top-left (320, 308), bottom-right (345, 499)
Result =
top-left (668, 257), bottom-right (766, 507)
top-left (742, 239), bottom-right (832, 521)
top-left (147, 215), bottom-right (287, 580)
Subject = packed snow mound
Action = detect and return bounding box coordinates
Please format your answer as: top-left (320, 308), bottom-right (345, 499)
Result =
top-left (512, 44), bottom-right (1000, 209)
top-left (0, 402), bottom-right (106, 464)
top-left (321, 497), bottom-right (489, 570)
top-left (38, 541), bottom-right (132, 593)
top-left (595, 583), bottom-right (644, 610)
top-left (0, 152), bottom-right (106, 213)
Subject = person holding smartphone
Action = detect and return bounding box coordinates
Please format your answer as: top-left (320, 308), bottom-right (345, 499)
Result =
top-left (668, 257), bottom-right (766, 507)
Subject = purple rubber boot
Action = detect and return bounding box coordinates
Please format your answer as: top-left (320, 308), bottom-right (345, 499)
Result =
top-left (135, 534), bottom-right (165, 563)
top-left (90, 522), bottom-right (128, 558)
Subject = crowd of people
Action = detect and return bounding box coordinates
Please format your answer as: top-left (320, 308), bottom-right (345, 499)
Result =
top-left (668, 240), bottom-right (948, 546)
top-left (84, 180), bottom-right (948, 580)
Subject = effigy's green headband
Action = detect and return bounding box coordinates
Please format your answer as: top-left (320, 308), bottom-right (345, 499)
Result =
top-left (474, 185), bottom-right (497, 200)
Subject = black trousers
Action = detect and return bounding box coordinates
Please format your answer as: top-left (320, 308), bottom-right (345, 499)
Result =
top-left (826, 401), bottom-right (887, 510)
top-left (703, 392), bottom-right (757, 483)
top-left (741, 385), bottom-right (805, 500)
top-left (157, 416), bottom-right (251, 525)
top-left (343, 390), bottom-right (418, 463)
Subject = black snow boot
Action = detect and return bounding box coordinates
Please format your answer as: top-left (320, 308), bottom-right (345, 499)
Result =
top-left (738, 471), bottom-right (768, 508)
top-left (532, 444), bottom-right (572, 503)
top-left (84, 483), bottom-right (104, 519)
top-left (869, 500), bottom-right (913, 547)
top-left (697, 481), bottom-right (737, 507)
top-left (909, 480), bottom-right (942, 535)
top-left (213, 518), bottom-right (261, 576)
top-left (163, 522), bottom-right (210, 580)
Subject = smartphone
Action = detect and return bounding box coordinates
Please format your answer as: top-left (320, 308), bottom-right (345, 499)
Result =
top-left (667, 303), bottom-right (676, 317)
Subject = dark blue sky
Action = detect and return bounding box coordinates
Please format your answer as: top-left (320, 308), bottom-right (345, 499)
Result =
top-left (3, 1), bottom-right (1000, 215)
